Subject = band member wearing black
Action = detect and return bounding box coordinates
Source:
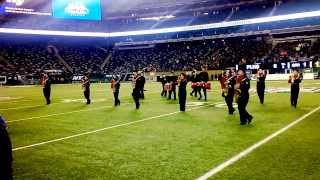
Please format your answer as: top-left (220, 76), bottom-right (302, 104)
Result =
top-left (0, 116), bottom-right (13, 180)
top-left (235, 70), bottom-right (253, 125)
top-left (198, 66), bottom-right (209, 101)
top-left (220, 70), bottom-right (236, 115)
top-left (190, 70), bottom-right (198, 97)
top-left (132, 72), bottom-right (144, 109)
top-left (288, 70), bottom-right (302, 108)
top-left (160, 74), bottom-right (168, 97)
top-left (139, 72), bottom-right (146, 99)
top-left (81, 73), bottom-right (91, 105)
top-left (111, 76), bottom-right (121, 106)
top-left (168, 73), bottom-right (177, 100)
top-left (256, 68), bottom-right (266, 104)
top-left (238, 58), bottom-right (247, 72)
top-left (178, 73), bottom-right (188, 112)
top-left (41, 73), bottom-right (51, 105)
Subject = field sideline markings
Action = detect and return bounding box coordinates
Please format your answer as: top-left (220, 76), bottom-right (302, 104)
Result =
top-left (0, 92), bottom-right (159, 111)
top-left (196, 105), bottom-right (320, 180)
top-left (12, 103), bottom-right (217, 151)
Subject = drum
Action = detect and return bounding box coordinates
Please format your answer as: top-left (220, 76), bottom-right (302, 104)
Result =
top-left (191, 83), bottom-right (197, 88)
top-left (204, 82), bottom-right (211, 90)
top-left (198, 82), bottom-right (204, 87)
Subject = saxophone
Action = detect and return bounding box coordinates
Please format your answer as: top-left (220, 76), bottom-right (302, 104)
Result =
top-left (234, 75), bottom-right (242, 103)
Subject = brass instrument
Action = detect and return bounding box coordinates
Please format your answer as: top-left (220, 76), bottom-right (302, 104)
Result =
top-left (234, 76), bottom-right (242, 102)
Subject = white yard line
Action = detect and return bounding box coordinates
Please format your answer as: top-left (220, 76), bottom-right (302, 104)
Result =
top-left (5, 98), bottom-right (167, 123)
top-left (13, 103), bottom-right (215, 151)
top-left (196, 105), bottom-right (320, 180)
top-left (0, 92), bottom-right (159, 111)
top-left (6, 104), bottom-right (130, 123)
top-left (0, 99), bottom-right (31, 104)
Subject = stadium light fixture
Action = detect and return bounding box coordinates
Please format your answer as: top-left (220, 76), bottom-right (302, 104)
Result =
top-left (0, 28), bottom-right (108, 37)
top-left (109, 10), bottom-right (320, 37)
top-left (0, 10), bottom-right (320, 37)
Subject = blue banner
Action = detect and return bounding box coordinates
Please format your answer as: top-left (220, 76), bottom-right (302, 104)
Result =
top-left (52, 0), bottom-right (101, 20)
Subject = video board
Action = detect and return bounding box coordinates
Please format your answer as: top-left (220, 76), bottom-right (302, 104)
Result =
top-left (52, 0), bottom-right (101, 20)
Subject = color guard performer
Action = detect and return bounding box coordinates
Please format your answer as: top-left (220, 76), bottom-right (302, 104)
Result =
top-left (256, 68), bottom-right (266, 104)
top-left (219, 70), bottom-right (236, 115)
top-left (41, 73), bottom-right (51, 105)
top-left (235, 70), bottom-right (253, 125)
top-left (178, 73), bottom-right (188, 112)
top-left (288, 70), bottom-right (302, 108)
top-left (81, 73), bottom-right (91, 104)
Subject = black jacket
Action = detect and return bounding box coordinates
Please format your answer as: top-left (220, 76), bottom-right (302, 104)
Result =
top-left (0, 125), bottom-right (13, 180)
top-left (198, 71), bottom-right (209, 82)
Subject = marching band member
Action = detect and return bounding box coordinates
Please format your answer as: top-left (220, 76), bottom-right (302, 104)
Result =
top-left (111, 76), bottom-right (121, 107)
top-left (198, 66), bottom-right (209, 101)
top-left (81, 73), bottom-right (91, 105)
top-left (256, 68), bottom-right (266, 104)
top-left (160, 74), bottom-right (168, 97)
top-left (139, 71), bottom-right (146, 99)
top-left (288, 70), bottom-right (302, 108)
top-left (220, 69), bottom-right (236, 115)
top-left (235, 70), bottom-right (253, 125)
top-left (0, 115), bottom-right (13, 180)
top-left (190, 70), bottom-right (198, 97)
top-left (132, 72), bottom-right (144, 109)
top-left (168, 72), bottom-right (177, 100)
top-left (41, 73), bottom-right (51, 105)
top-left (178, 73), bottom-right (188, 112)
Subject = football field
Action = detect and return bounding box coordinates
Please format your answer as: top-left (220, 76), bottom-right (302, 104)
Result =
top-left (0, 80), bottom-right (320, 179)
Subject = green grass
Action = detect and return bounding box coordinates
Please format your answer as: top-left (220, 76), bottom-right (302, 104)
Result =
top-left (0, 80), bottom-right (319, 179)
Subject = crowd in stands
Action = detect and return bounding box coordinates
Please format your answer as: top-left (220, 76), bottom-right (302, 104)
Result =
top-left (1, 36), bottom-right (319, 78)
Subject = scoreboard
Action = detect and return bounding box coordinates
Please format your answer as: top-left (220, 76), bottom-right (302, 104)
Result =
top-left (272, 61), bottom-right (313, 70)
top-left (0, 0), bottom-right (101, 20)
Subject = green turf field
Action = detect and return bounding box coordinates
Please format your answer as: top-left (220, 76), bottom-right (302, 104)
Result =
top-left (0, 80), bottom-right (320, 180)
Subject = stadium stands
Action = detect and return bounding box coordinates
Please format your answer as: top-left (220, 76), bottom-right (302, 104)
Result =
top-left (1, 36), bottom-right (319, 77)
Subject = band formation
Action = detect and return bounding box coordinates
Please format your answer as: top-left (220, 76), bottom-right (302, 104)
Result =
top-left (39, 66), bottom-right (303, 126)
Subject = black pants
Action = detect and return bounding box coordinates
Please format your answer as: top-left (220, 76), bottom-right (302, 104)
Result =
top-left (225, 91), bottom-right (235, 114)
top-left (257, 84), bottom-right (265, 104)
top-left (0, 126), bottom-right (13, 180)
top-left (168, 87), bottom-right (176, 100)
top-left (140, 89), bottom-right (145, 99)
top-left (237, 96), bottom-right (252, 124)
top-left (43, 88), bottom-right (51, 104)
top-left (179, 92), bottom-right (187, 112)
top-left (132, 89), bottom-right (140, 109)
top-left (190, 87), bottom-right (198, 97)
top-left (114, 91), bottom-right (120, 106)
top-left (199, 87), bottom-right (207, 101)
top-left (161, 85), bottom-right (167, 97)
top-left (84, 90), bottom-right (91, 104)
top-left (291, 87), bottom-right (300, 108)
